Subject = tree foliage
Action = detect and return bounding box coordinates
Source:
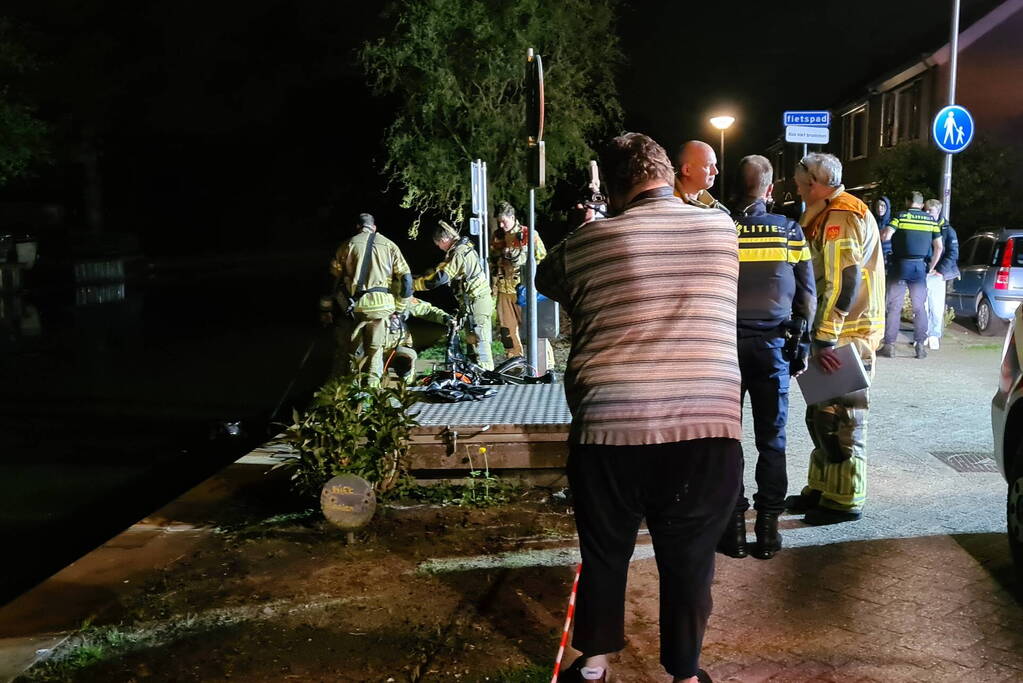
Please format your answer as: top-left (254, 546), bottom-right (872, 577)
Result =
top-left (0, 18), bottom-right (48, 187)
top-left (360, 0), bottom-right (623, 233)
top-left (870, 136), bottom-right (1018, 236)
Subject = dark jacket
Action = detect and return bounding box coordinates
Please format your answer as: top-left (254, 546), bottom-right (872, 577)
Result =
top-left (733, 199), bottom-right (817, 330)
top-left (875, 195), bottom-right (893, 266)
top-left (934, 219), bottom-right (960, 280)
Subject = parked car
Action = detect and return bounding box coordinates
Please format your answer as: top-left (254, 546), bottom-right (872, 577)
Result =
top-left (993, 304), bottom-right (1023, 579)
top-left (948, 228), bottom-right (1023, 335)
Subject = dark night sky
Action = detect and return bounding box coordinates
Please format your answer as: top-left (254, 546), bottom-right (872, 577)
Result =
top-left (617, 0), bottom-right (1003, 164)
top-left (0, 0), bottom-right (1007, 258)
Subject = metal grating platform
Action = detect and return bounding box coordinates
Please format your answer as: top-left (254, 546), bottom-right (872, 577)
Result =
top-left (931, 451), bottom-right (1001, 474)
top-left (411, 384), bottom-right (572, 427)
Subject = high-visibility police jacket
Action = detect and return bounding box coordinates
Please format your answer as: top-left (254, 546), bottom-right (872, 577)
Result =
top-left (330, 228), bottom-right (412, 317)
top-left (490, 222), bottom-right (547, 295)
top-left (673, 177), bottom-right (729, 213)
top-left (888, 208), bottom-right (941, 260)
top-left (801, 186), bottom-right (885, 347)
top-left (383, 296), bottom-right (451, 350)
top-left (734, 199), bottom-right (817, 330)
top-left (414, 237), bottom-right (491, 304)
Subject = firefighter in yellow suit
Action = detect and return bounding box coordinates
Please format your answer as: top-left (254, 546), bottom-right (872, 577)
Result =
top-left (490, 202), bottom-right (554, 367)
top-left (382, 296), bottom-right (452, 383)
top-left (787, 153), bottom-right (885, 525)
top-left (414, 221), bottom-right (494, 370)
top-left (321, 213), bottom-right (412, 386)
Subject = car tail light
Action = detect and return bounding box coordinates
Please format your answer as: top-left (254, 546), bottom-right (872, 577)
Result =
top-left (1001, 326), bottom-right (1019, 394)
top-left (995, 237), bottom-right (1014, 290)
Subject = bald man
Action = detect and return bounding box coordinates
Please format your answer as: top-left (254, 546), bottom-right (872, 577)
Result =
top-left (674, 140), bottom-right (728, 213)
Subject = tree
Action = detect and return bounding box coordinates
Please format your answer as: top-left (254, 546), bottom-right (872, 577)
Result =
top-left (0, 18), bottom-right (48, 187)
top-left (869, 136), bottom-right (1018, 236)
top-left (360, 0), bottom-right (623, 234)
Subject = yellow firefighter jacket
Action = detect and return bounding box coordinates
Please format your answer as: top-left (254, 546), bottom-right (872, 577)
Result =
top-left (673, 178), bottom-right (729, 213)
top-left (490, 222), bottom-right (547, 295)
top-left (414, 237), bottom-right (491, 304)
top-left (329, 228), bottom-right (411, 318)
top-left (801, 187), bottom-right (885, 346)
top-left (383, 297), bottom-right (451, 350)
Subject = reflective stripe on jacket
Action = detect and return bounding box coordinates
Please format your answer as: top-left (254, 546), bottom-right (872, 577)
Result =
top-left (802, 187), bottom-right (885, 345)
top-left (490, 223), bottom-right (547, 294)
top-left (734, 199), bottom-right (816, 329)
top-left (331, 228), bottom-right (411, 316)
top-left (415, 238), bottom-right (491, 302)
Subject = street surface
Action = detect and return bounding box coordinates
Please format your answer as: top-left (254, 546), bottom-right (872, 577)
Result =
top-left (600, 324), bottom-right (1021, 681)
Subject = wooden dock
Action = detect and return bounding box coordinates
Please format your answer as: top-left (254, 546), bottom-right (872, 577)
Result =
top-left (408, 384), bottom-right (570, 486)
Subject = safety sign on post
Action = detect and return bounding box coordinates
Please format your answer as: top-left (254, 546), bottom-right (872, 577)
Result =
top-left (785, 125), bottom-right (829, 145)
top-left (783, 111), bottom-right (830, 127)
top-left (932, 104), bottom-right (974, 154)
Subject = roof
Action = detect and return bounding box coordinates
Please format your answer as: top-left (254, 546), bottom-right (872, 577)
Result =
top-left (837, 0), bottom-right (1023, 104)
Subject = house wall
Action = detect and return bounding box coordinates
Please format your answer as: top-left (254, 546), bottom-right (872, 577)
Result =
top-left (773, 3), bottom-right (1023, 209)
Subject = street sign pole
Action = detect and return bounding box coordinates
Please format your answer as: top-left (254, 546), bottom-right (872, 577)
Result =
top-left (525, 48), bottom-right (545, 376)
top-left (801, 143), bottom-right (807, 213)
top-left (481, 161), bottom-right (489, 268)
top-left (941, 0), bottom-right (961, 221)
top-left (719, 128), bottom-right (726, 200)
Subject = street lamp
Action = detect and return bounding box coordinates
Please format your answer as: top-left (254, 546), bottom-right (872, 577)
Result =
top-left (709, 115), bottom-right (735, 200)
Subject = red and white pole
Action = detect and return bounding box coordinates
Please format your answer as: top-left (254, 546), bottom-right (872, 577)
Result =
top-left (550, 563), bottom-right (582, 683)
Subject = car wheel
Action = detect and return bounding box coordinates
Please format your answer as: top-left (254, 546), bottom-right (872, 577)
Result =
top-left (1008, 442), bottom-right (1023, 582)
top-left (977, 297), bottom-right (1008, 336)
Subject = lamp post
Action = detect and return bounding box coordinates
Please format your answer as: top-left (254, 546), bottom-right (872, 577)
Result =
top-left (709, 115), bottom-right (735, 201)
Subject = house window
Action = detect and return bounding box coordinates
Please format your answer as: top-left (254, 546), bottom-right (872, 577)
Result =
top-left (880, 92), bottom-right (895, 147)
top-left (881, 79), bottom-right (923, 146)
top-left (842, 105), bottom-right (868, 161)
top-left (895, 80), bottom-right (922, 143)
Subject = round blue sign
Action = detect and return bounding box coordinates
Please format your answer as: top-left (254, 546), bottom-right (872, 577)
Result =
top-left (932, 105), bottom-right (975, 154)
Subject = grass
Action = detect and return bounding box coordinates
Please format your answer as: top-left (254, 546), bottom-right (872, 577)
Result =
top-left (25, 624), bottom-right (146, 681)
top-left (485, 664), bottom-right (551, 682)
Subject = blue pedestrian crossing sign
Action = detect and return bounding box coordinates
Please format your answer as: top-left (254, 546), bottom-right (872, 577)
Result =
top-left (932, 105), bottom-right (974, 153)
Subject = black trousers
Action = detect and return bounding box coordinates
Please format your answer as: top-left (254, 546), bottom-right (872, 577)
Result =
top-left (737, 331), bottom-right (791, 514)
top-left (567, 438), bottom-right (742, 678)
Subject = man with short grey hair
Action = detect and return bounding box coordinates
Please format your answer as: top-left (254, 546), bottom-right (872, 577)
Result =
top-left (878, 192), bottom-right (943, 358)
top-left (787, 152), bottom-right (885, 525)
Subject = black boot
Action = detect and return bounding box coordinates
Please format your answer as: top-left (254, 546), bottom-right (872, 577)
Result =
top-left (751, 511), bottom-right (781, 560)
top-left (784, 489), bottom-right (821, 513)
top-left (716, 509), bottom-right (747, 558)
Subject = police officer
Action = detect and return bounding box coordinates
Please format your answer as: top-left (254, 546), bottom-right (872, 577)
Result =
top-left (490, 201), bottom-right (553, 366)
top-left (382, 296), bottom-right (452, 383)
top-left (878, 191), bottom-right (943, 359)
top-left (717, 155), bottom-right (816, 561)
top-left (321, 213), bottom-right (412, 386)
top-left (414, 221), bottom-right (495, 370)
top-left (674, 140), bottom-right (729, 212)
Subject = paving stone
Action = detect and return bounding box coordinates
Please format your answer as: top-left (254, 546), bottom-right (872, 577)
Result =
top-left (723, 660), bottom-right (785, 683)
top-left (764, 660), bottom-right (833, 681)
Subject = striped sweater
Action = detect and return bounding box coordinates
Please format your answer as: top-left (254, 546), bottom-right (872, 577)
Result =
top-left (536, 191), bottom-right (741, 446)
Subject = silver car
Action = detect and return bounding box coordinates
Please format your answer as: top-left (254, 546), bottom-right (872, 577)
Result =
top-left (993, 303), bottom-right (1023, 576)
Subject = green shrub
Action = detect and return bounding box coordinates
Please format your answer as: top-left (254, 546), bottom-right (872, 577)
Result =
top-left (278, 375), bottom-right (420, 500)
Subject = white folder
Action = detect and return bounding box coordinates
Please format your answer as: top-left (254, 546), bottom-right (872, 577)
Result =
top-left (796, 343), bottom-right (871, 405)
